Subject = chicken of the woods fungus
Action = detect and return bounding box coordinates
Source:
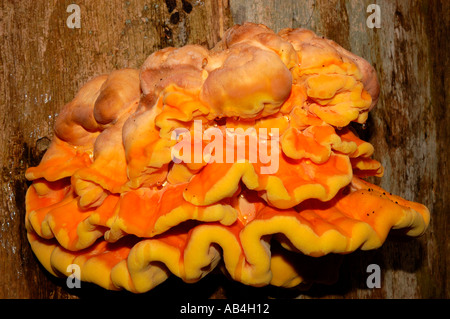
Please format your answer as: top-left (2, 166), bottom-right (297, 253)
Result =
top-left (25, 23), bottom-right (429, 293)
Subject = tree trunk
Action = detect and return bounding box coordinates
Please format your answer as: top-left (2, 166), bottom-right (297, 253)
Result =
top-left (0, 0), bottom-right (448, 298)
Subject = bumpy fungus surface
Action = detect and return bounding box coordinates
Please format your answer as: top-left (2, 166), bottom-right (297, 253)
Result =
top-left (25, 23), bottom-right (429, 292)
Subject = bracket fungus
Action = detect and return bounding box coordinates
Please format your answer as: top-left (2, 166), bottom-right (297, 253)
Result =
top-left (25, 23), bottom-right (429, 293)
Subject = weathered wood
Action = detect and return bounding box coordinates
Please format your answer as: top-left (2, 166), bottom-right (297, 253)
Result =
top-left (230, 0), bottom-right (449, 299)
top-left (0, 0), bottom-right (448, 299)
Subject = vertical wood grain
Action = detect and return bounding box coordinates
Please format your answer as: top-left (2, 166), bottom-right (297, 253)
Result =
top-left (231, 0), bottom-right (449, 299)
top-left (0, 0), bottom-right (232, 299)
top-left (0, 0), bottom-right (448, 298)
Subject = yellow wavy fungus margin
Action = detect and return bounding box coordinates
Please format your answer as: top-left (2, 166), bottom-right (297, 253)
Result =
top-left (25, 23), bottom-right (429, 293)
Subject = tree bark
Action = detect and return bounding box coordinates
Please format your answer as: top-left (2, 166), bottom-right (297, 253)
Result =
top-left (0, 0), bottom-right (448, 298)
